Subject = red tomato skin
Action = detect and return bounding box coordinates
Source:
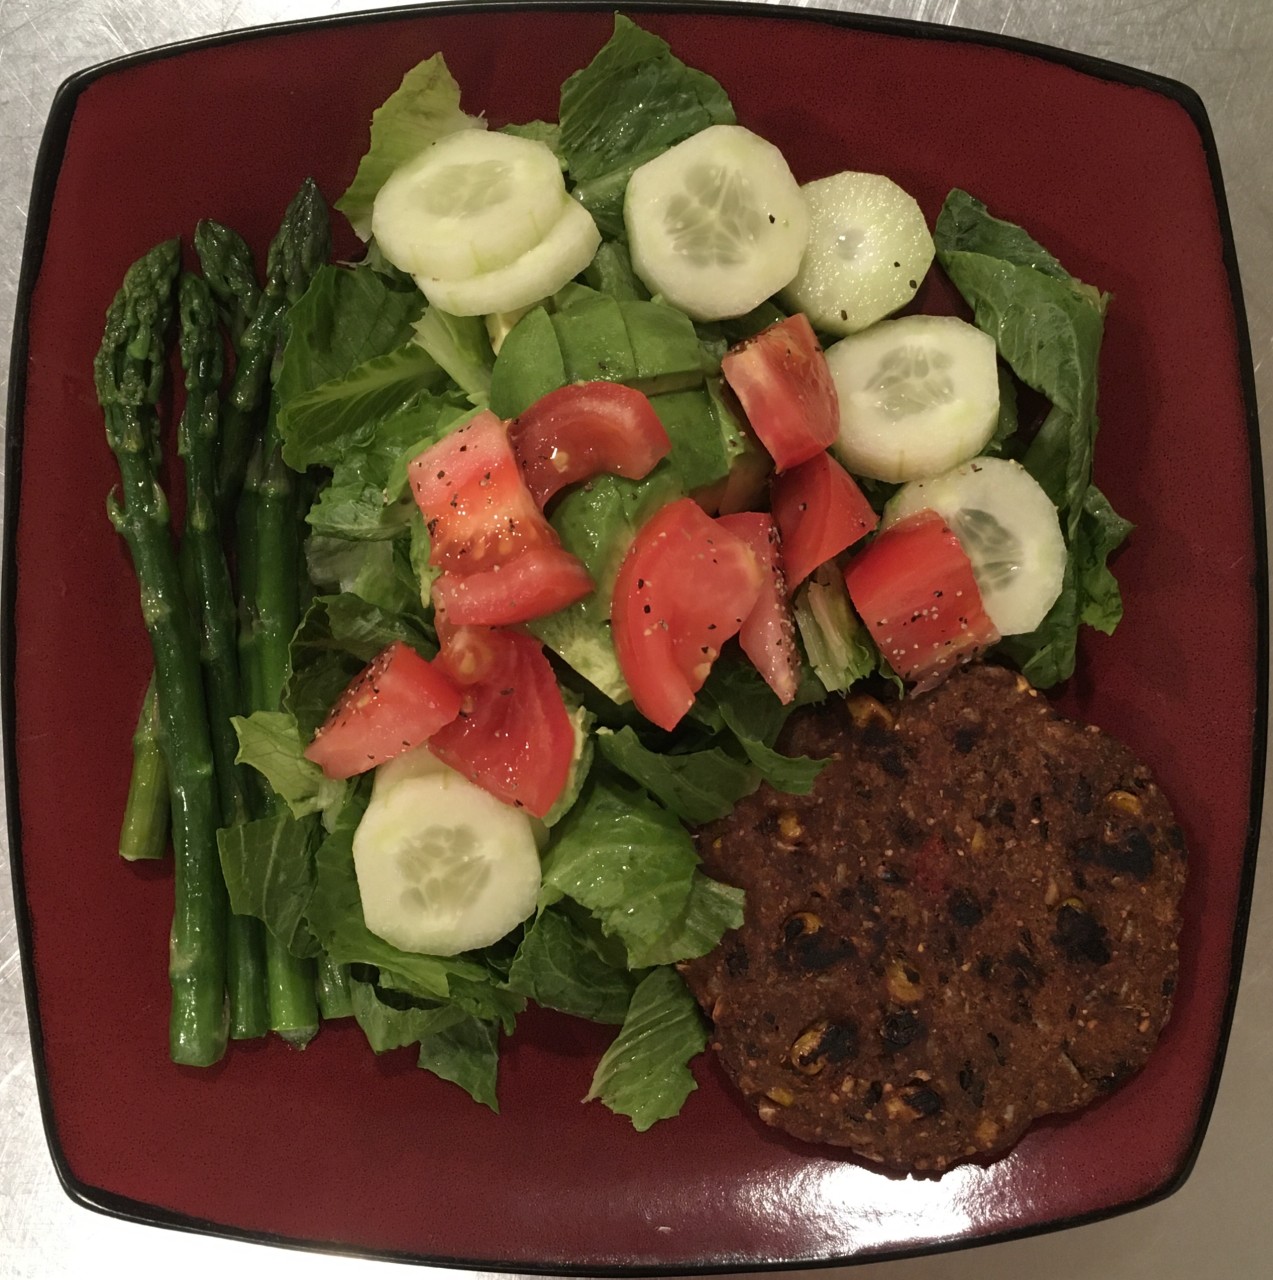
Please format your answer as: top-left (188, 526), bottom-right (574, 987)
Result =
top-left (508, 382), bottom-right (672, 507)
top-left (771, 451), bottom-right (879, 588)
top-left (408, 411), bottom-right (558, 572)
top-left (430, 629), bottom-right (574, 818)
top-left (721, 314), bottom-right (840, 471)
top-left (612, 498), bottom-right (763, 731)
top-left (304, 641), bottom-right (462, 779)
top-left (844, 511), bottom-right (1000, 689)
top-left (715, 512), bottom-right (800, 705)
top-left (431, 546), bottom-right (594, 626)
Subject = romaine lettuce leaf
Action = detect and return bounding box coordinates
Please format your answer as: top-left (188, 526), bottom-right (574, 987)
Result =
top-left (217, 808), bottom-right (320, 958)
top-left (584, 967), bottom-right (707, 1131)
top-left (595, 725), bottom-right (758, 824)
top-left (540, 777), bottom-right (698, 958)
top-left (336, 54), bottom-right (485, 239)
top-left (411, 308), bottom-right (495, 404)
top-left (276, 264), bottom-right (425, 406)
top-left (934, 189), bottom-right (1130, 685)
top-left (417, 1016), bottom-right (502, 1112)
top-left (349, 973), bottom-right (468, 1051)
top-left (285, 593), bottom-right (433, 737)
top-left (559, 15), bottom-right (735, 237)
top-left (624, 873), bottom-right (744, 968)
top-left (792, 565), bottom-right (881, 694)
top-left (230, 709), bottom-right (347, 823)
top-left (506, 907), bottom-right (636, 1024)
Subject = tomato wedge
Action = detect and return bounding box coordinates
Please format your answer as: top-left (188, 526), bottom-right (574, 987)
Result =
top-left (431, 628), bottom-right (575, 817)
top-left (408, 410), bottom-right (559, 572)
top-left (508, 381), bottom-right (672, 507)
top-left (431, 545), bottom-right (594, 626)
top-left (409, 410), bottom-right (594, 624)
top-left (715, 512), bottom-right (800, 704)
top-left (721, 314), bottom-right (840, 471)
top-left (612, 498), bottom-right (764, 731)
top-left (304, 641), bottom-right (462, 779)
top-left (844, 511), bottom-right (1000, 689)
top-left (771, 450), bottom-right (878, 588)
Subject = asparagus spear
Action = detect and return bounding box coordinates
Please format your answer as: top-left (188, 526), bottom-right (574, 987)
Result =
top-left (238, 179), bottom-right (331, 1048)
top-left (96, 240), bottom-right (228, 1067)
top-left (117, 676), bottom-right (170, 862)
top-left (193, 219), bottom-right (264, 519)
top-left (176, 271), bottom-right (269, 1042)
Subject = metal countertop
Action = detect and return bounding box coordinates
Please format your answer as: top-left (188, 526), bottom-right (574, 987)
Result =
top-left (3, 2), bottom-right (1270, 1277)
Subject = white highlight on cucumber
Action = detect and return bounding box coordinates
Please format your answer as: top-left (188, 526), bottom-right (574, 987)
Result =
top-left (825, 314), bottom-right (999, 482)
top-left (884, 457), bottom-right (1066, 635)
top-left (353, 746), bottom-right (541, 957)
top-left (782, 171), bottom-right (934, 335)
top-left (624, 124), bottom-right (809, 320)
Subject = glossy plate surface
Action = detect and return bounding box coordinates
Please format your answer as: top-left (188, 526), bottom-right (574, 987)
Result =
top-left (3, 2), bottom-right (1264, 1271)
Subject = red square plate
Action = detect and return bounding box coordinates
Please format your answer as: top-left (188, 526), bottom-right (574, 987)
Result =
top-left (3, 3), bottom-right (1264, 1271)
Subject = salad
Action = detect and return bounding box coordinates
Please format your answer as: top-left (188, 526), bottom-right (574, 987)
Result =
top-left (96, 14), bottom-right (1128, 1131)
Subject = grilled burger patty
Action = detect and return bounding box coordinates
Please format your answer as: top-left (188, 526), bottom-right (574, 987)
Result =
top-left (681, 663), bottom-right (1187, 1171)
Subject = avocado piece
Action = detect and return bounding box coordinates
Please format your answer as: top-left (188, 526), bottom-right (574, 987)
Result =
top-left (648, 380), bottom-right (746, 493)
top-left (489, 305), bottom-right (567, 418)
top-left (583, 241), bottom-right (650, 302)
top-left (551, 293), bottom-right (639, 385)
top-left (621, 299), bottom-right (710, 395)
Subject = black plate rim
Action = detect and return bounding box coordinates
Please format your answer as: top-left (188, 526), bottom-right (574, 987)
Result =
top-left (2, 1), bottom-right (1266, 1273)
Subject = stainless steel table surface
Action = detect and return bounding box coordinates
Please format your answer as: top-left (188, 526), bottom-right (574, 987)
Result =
top-left (2, 1), bottom-right (1270, 1276)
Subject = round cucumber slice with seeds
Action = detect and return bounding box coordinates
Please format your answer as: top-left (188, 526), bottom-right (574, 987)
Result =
top-left (414, 196), bottom-right (601, 317)
top-left (883, 457), bottom-right (1066, 635)
top-left (781, 171), bottom-right (934, 335)
top-left (372, 130), bottom-right (570, 281)
top-left (825, 314), bottom-right (1000, 482)
top-left (353, 747), bottom-right (541, 957)
top-left (624, 124), bottom-right (809, 321)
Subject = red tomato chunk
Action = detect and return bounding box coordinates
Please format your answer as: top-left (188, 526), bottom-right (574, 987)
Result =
top-left (431, 546), bottom-right (594, 626)
top-left (715, 511), bottom-right (800, 705)
top-left (408, 410), bottom-right (553, 571)
top-left (508, 381), bottom-right (671, 507)
top-left (844, 511), bottom-right (999, 689)
top-left (431, 627), bottom-right (575, 818)
top-left (721, 314), bottom-right (840, 472)
top-left (304, 640), bottom-right (462, 779)
top-left (612, 498), bottom-right (763, 731)
top-left (771, 450), bottom-right (878, 588)
top-left (408, 410), bottom-right (594, 625)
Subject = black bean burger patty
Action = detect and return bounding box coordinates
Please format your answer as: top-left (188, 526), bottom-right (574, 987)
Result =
top-left (680, 663), bottom-right (1187, 1172)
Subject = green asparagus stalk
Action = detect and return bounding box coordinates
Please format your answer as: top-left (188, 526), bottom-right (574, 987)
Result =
top-left (238, 179), bottom-right (332, 1048)
top-left (193, 219), bottom-right (264, 519)
top-left (96, 240), bottom-right (228, 1067)
top-left (176, 271), bottom-right (269, 1042)
top-left (315, 956), bottom-right (353, 1020)
top-left (117, 676), bottom-right (170, 862)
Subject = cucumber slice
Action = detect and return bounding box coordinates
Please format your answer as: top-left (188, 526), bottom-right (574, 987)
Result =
top-left (415, 197), bottom-right (601, 317)
top-left (825, 315), bottom-right (999, 482)
top-left (780, 171), bottom-right (934, 335)
top-left (883, 457), bottom-right (1066, 635)
top-left (624, 124), bottom-right (809, 321)
top-left (353, 747), bottom-right (541, 956)
top-left (372, 130), bottom-right (569, 281)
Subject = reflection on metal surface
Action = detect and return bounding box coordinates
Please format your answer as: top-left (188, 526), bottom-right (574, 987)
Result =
top-left (2, 2), bottom-right (1272, 1278)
